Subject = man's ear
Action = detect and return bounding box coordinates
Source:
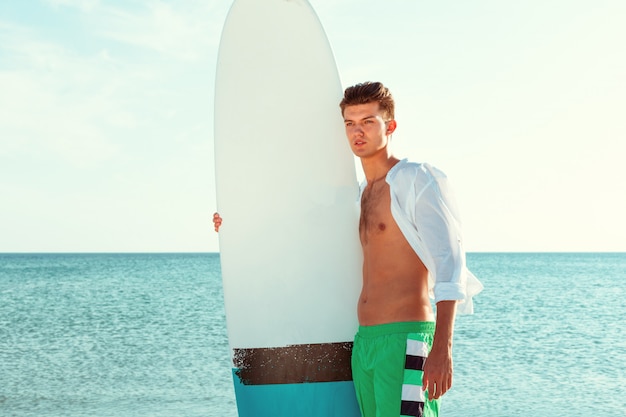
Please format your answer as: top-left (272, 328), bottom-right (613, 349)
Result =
top-left (386, 120), bottom-right (397, 135)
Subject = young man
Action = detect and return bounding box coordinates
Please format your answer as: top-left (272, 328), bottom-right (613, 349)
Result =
top-left (214, 81), bottom-right (481, 417)
top-left (340, 81), bottom-right (481, 417)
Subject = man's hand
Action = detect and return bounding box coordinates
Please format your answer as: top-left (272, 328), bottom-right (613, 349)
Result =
top-left (422, 300), bottom-right (457, 400)
top-left (422, 340), bottom-right (453, 400)
top-left (213, 212), bottom-right (222, 232)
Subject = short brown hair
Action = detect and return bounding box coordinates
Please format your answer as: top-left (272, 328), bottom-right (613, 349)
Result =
top-left (339, 81), bottom-right (395, 120)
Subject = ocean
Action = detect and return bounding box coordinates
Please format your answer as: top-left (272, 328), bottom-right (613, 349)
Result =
top-left (0, 252), bottom-right (624, 417)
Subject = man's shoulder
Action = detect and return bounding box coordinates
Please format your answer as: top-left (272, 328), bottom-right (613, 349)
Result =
top-left (389, 159), bottom-right (445, 185)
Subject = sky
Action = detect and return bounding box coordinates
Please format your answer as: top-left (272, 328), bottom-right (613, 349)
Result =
top-left (1, 0), bottom-right (625, 253)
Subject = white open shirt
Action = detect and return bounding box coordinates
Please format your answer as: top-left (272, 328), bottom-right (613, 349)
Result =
top-left (358, 159), bottom-right (483, 314)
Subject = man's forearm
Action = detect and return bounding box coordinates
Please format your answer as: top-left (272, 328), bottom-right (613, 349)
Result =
top-left (432, 300), bottom-right (457, 351)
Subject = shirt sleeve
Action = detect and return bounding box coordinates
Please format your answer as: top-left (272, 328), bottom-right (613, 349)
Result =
top-left (413, 165), bottom-right (468, 304)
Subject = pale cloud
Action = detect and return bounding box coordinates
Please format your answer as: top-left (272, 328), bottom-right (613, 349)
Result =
top-left (101, 2), bottom-right (218, 61)
top-left (0, 25), bottom-right (130, 167)
top-left (44, 0), bottom-right (100, 12)
top-left (0, 70), bottom-right (122, 168)
top-left (38, 0), bottom-right (229, 61)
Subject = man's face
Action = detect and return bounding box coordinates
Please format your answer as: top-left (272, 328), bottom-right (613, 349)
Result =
top-left (343, 102), bottom-right (395, 159)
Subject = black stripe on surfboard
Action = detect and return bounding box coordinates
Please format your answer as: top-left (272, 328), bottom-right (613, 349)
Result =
top-left (233, 342), bottom-right (353, 385)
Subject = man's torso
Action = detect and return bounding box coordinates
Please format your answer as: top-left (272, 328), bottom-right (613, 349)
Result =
top-left (358, 177), bottom-right (433, 325)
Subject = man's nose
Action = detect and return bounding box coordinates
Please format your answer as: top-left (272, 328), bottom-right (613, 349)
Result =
top-left (352, 125), bottom-right (364, 135)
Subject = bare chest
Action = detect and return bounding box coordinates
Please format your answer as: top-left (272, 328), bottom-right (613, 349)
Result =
top-left (359, 181), bottom-right (396, 242)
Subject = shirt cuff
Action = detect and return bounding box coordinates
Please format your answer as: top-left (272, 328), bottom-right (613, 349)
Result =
top-left (434, 282), bottom-right (466, 304)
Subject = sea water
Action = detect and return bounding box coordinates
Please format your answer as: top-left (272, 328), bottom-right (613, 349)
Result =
top-left (0, 253), bottom-right (625, 417)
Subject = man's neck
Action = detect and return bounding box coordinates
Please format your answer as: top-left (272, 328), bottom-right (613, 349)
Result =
top-left (361, 153), bottom-right (400, 183)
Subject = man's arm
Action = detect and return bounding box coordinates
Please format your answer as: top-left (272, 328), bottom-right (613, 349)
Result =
top-left (423, 300), bottom-right (457, 400)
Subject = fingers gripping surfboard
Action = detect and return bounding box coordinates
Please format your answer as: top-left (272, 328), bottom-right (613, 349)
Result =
top-left (214, 1), bottom-right (362, 416)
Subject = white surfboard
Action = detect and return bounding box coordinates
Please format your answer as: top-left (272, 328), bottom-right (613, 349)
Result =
top-left (214, 0), bottom-right (362, 416)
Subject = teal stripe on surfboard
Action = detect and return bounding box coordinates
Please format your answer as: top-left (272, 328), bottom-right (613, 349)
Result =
top-left (232, 370), bottom-right (361, 417)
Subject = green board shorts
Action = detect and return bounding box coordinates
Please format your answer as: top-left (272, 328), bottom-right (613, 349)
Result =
top-left (352, 321), bottom-right (439, 417)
